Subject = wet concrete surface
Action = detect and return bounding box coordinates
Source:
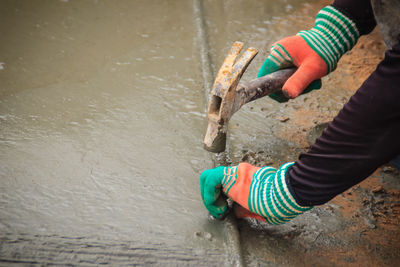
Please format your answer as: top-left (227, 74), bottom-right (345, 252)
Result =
top-left (0, 0), bottom-right (225, 265)
top-left (1, 0), bottom-right (399, 266)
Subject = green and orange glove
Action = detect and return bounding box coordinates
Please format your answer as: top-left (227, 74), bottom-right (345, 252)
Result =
top-left (200, 162), bottom-right (312, 224)
top-left (258, 5), bottom-right (360, 102)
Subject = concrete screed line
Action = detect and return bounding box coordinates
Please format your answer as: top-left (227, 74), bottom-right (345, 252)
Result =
top-left (193, 0), bottom-right (245, 266)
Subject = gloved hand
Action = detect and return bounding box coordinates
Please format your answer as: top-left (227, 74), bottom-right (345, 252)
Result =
top-left (200, 162), bottom-right (312, 224)
top-left (200, 166), bottom-right (228, 219)
top-left (258, 5), bottom-right (360, 102)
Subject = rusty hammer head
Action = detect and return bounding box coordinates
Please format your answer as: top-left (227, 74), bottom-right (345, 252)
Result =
top-left (203, 42), bottom-right (258, 153)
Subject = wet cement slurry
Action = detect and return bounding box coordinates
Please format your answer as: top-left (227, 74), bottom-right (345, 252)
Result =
top-left (0, 0), bottom-right (226, 265)
top-left (1, 0), bottom-right (399, 266)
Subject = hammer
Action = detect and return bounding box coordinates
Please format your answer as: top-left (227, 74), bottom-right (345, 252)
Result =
top-left (203, 41), bottom-right (296, 153)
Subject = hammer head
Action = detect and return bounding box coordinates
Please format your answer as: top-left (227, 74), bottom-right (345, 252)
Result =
top-left (203, 42), bottom-right (258, 153)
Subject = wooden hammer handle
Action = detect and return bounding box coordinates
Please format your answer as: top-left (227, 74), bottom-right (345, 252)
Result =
top-left (231, 68), bottom-right (296, 116)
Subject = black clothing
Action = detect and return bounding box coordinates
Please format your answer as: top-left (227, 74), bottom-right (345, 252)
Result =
top-left (287, 1), bottom-right (400, 206)
top-left (333, 0), bottom-right (376, 35)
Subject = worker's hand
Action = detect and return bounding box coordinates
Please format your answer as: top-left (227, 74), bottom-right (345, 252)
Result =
top-left (200, 166), bottom-right (229, 219)
top-left (201, 163), bottom-right (312, 224)
top-left (258, 5), bottom-right (360, 102)
top-left (258, 36), bottom-right (325, 102)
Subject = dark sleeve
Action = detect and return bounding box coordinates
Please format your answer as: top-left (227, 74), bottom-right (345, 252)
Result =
top-left (332, 0), bottom-right (376, 35)
top-left (287, 33), bottom-right (400, 206)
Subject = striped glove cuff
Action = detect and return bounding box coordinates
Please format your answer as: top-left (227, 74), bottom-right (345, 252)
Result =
top-left (221, 163), bottom-right (312, 225)
top-left (249, 162), bottom-right (312, 225)
top-left (298, 5), bottom-right (360, 73)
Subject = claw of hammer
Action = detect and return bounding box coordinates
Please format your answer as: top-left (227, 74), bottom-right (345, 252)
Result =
top-left (203, 42), bottom-right (296, 153)
top-left (203, 42), bottom-right (257, 153)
